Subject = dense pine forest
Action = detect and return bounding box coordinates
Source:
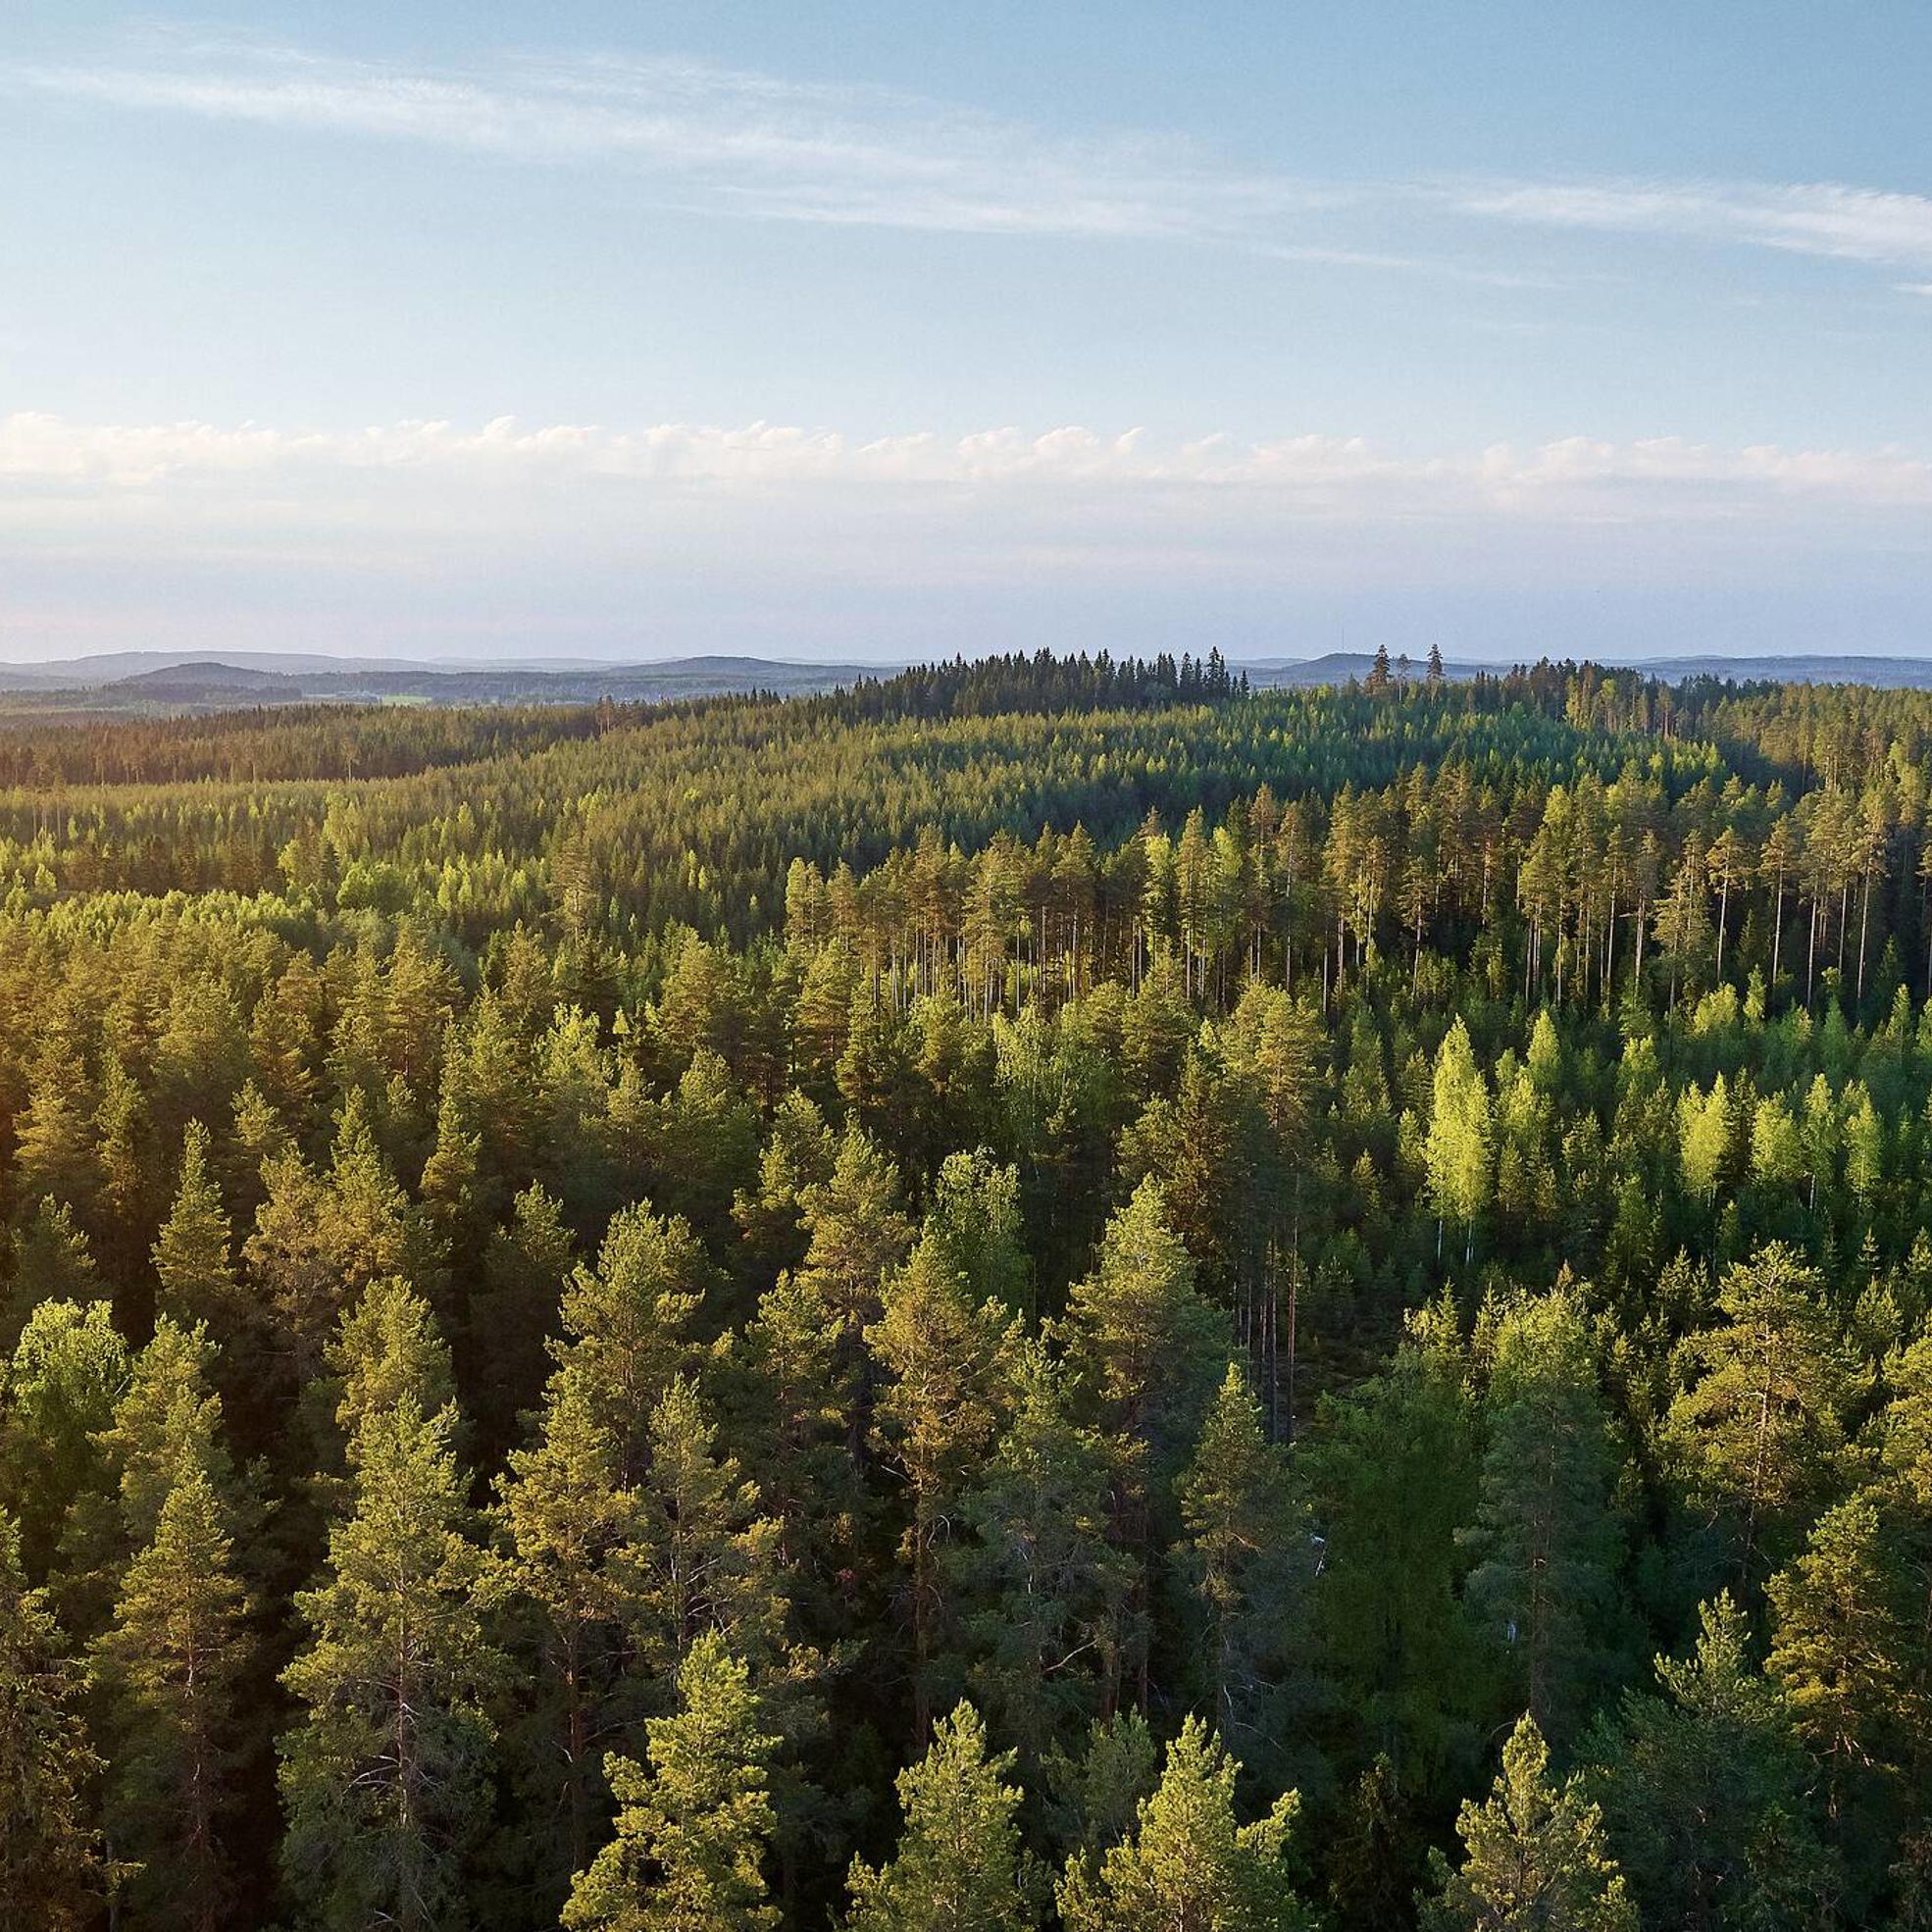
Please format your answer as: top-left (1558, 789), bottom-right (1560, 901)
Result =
top-left (13, 650), bottom-right (1932, 1929)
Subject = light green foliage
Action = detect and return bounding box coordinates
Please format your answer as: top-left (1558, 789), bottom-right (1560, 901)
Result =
top-left (1425, 1714), bottom-right (1634, 1932)
top-left (1678, 1076), bottom-right (1733, 1205)
top-left (1426, 1019), bottom-right (1493, 1259)
top-left (0, 1297), bottom-right (127, 1578)
top-left (845, 1702), bottom-right (1037, 1931)
top-left (1056, 1716), bottom-right (1309, 1932)
top-left (563, 1632), bottom-right (781, 1932)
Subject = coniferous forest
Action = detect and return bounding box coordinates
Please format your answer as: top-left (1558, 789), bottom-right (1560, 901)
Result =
top-left (14, 651), bottom-right (1932, 1929)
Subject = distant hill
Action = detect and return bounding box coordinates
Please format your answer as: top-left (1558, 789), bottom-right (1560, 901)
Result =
top-left (112, 661), bottom-right (310, 701)
top-left (1630, 654), bottom-right (1932, 687)
top-left (2, 647), bottom-right (1932, 720)
top-left (0, 652), bottom-right (891, 719)
top-left (1243, 651), bottom-right (1490, 687)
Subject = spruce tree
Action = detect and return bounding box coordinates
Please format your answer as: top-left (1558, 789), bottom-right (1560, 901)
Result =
top-left (563, 1632), bottom-right (781, 1932)
top-left (1425, 1018), bottom-right (1492, 1267)
top-left (845, 1702), bottom-right (1037, 1932)
top-left (1327, 1754), bottom-right (1426, 1931)
top-left (1307, 1345), bottom-right (1481, 1787)
top-left (1041, 1708), bottom-right (1159, 1865)
top-left (1424, 1714), bottom-right (1634, 1932)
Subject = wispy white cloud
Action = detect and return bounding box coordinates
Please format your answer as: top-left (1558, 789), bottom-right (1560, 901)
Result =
top-left (14, 33), bottom-right (1932, 295)
top-left (1450, 178), bottom-right (1932, 276)
top-left (10, 39), bottom-right (1325, 242)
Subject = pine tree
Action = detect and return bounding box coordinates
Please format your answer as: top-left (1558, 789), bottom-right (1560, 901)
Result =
top-left (556, 1200), bottom-right (711, 1481)
top-left (1587, 1593), bottom-right (1838, 1930)
top-left (244, 1091), bottom-right (436, 1389)
top-left (279, 1305), bottom-right (500, 1932)
top-left (629, 1373), bottom-right (792, 1683)
top-left (563, 1632), bottom-right (781, 1932)
top-left (12, 1039), bottom-right (98, 1222)
top-left (92, 1466), bottom-right (254, 1932)
top-left (795, 1124), bottom-right (914, 1461)
top-left (0, 1297), bottom-right (127, 1580)
top-left (1767, 1492), bottom-right (1916, 1811)
top-left (152, 1120), bottom-right (245, 1340)
top-left (731, 1092), bottom-right (836, 1289)
top-left (468, 1181), bottom-right (577, 1466)
top-left (60, 1315), bottom-right (252, 1638)
top-left (1424, 1714), bottom-right (1634, 1932)
top-left (1056, 1715), bottom-right (1309, 1932)
top-left (1668, 1242), bottom-right (1863, 1583)
top-left (0, 1511), bottom-right (101, 1930)
top-left (949, 1344), bottom-right (1134, 1764)
top-left (720, 1270), bottom-right (865, 1632)
top-left (1464, 1291), bottom-right (1625, 1750)
top-left (868, 1232), bottom-right (1018, 1737)
top-left (1175, 1361), bottom-right (1312, 1778)
top-left (1060, 1176), bottom-right (1228, 1526)
top-left (845, 1702), bottom-right (1037, 1931)
top-left (496, 1360), bottom-right (650, 1910)
top-left (1, 1195), bottom-right (97, 1347)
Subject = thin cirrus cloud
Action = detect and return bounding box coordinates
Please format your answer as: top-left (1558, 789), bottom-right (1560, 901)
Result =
top-left (12, 37), bottom-right (1932, 283)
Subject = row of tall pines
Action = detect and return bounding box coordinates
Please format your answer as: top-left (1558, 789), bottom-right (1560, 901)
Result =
top-left (5, 660), bottom-right (1932, 1928)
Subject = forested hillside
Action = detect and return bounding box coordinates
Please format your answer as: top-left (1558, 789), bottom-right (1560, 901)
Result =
top-left (10, 652), bottom-right (1932, 1929)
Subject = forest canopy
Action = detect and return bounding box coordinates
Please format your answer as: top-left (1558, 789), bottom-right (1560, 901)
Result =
top-left (6, 651), bottom-right (1932, 1929)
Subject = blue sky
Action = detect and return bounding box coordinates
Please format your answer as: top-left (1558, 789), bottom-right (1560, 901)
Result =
top-left (3, 3), bottom-right (1930, 662)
